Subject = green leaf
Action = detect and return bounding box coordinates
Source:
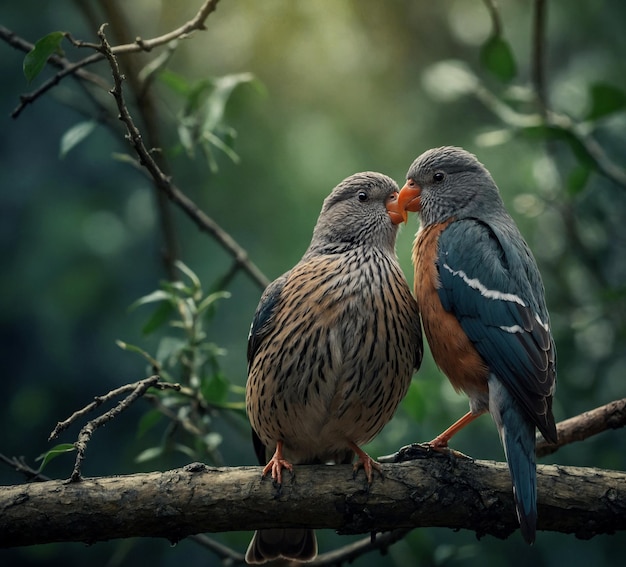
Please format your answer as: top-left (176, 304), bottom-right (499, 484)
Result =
top-left (115, 340), bottom-right (160, 369)
top-left (567, 164), bottom-right (591, 195)
top-left (23, 31), bottom-right (65, 83)
top-left (142, 301), bottom-right (175, 335)
top-left (130, 289), bottom-right (173, 310)
top-left (421, 60), bottom-right (479, 102)
top-left (135, 446), bottom-right (164, 463)
top-left (201, 372), bottom-right (229, 404)
top-left (136, 409), bottom-right (164, 439)
top-left (158, 69), bottom-right (193, 96)
top-left (155, 336), bottom-right (186, 366)
top-left (173, 443), bottom-right (197, 459)
top-left (59, 121), bottom-right (97, 158)
top-left (202, 131), bottom-right (241, 164)
top-left (174, 260), bottom-right (202, 292)
top-left (202, 73), bottom-right (255, 132)
top-left (177, 122), bottom-right (195, 157)
top-left (480, 35), bottom-right (517, 83)
top-left (585, 82), bottom-right (626, 121)
top-left (197, 291), bottom-right (231, 316)
top-left (36, 443), bottom-right (75, 472)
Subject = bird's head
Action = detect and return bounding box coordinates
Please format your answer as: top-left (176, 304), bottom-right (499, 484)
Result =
top-left (395, 146), bottom-right (505, 227)
top-left (308, 172), bottom-right (405, 254)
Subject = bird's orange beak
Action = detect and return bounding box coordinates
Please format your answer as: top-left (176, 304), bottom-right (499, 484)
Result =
top-left (386, 191), bottom-right (408, 225)
top-left (397, 181), bottom-right (422, 213)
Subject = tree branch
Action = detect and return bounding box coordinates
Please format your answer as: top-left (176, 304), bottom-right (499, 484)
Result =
top-left (531, 0), bottom-right (548, 113)
top-left (94, 25), bottom-right (270, 290)
top-left (1, 0), bottom-right (222, 119)
top-left (536, 398), bottom-right (626, 457)
top-left (47, 376), bottom-right (180, 482)
top-left (0, 458), bottom-right (623, 550)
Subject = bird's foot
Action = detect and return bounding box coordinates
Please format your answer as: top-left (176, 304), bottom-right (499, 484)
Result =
top-left (425, 437), bottom-right (473, 461)
top-left (262, 441), bottom-right (294, 485)
top-left (350, 443), bottom-right (383, 483)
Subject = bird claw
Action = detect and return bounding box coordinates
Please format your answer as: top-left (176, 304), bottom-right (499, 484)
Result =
top-left (262, 456), bottom-right (294, 485)
top-left (425, 440), bottom-right (473, 461)
top-left (350, 443), bottom-right (383, 484)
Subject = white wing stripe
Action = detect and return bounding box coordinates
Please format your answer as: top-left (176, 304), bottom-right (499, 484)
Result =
top-left (442, 263), bottom-right (526, 307)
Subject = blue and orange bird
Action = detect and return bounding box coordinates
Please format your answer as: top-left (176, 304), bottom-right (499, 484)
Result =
top-left (391, 147), bottom-right (557, 544)
top-left (245, 172), bottom-right (422, 564)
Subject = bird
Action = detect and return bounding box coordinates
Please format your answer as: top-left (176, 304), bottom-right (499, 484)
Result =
top-left (390, 146), bottom-right (557, 544)
top-left (245, 172), bottom-right (423, 564)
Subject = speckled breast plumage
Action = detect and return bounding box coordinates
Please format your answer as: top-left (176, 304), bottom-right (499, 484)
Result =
top-left (246, 245), bottom-right (420, 465)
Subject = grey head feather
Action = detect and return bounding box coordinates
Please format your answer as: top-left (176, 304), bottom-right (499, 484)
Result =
top-left (406, 146), bottom-right (508, 226)
top-left (305, 172), bottom-right (400, 257)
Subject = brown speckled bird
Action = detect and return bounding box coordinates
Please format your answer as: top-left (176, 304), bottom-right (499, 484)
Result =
top-left (245, 172), bottom-right (423, 564)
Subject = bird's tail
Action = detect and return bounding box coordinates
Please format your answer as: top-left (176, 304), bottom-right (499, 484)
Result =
top-left (489, 378), bottom-right (537, 544)
top-left (245, 528), bottom-right (317, 564)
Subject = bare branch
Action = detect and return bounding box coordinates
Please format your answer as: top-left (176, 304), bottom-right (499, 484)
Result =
top-left (47, 375), bottom-right (180, 481)
top-left (95, 25), bottom-right (270, 289)
top-left (1, 0), bottom-right (222, 118)
top-left (311, 529), bottom-right (411, 566)
top-left (0, 455), bottom-right (50, 483)
top-left (531, 0), bottom-right (548, 112)
top-left (0, 459), bottom-right (623, 550)
top-left (537, 398), bottom-right (626, 457)
top-left (190, 533), bottom-right (246, 564)
top-left (482, 0), bottom-right (503, 36)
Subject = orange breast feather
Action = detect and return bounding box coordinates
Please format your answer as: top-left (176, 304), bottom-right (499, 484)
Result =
top-left (413, 223), bottom-right (489, 396)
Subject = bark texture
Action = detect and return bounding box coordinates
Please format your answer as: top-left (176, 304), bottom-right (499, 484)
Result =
top-left (1, 456), bottom-right (624, 548)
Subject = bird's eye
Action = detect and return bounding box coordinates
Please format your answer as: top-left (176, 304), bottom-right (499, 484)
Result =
top-left (357, 191), bottom-right (368, 202)
top-left (433, 172), bottom-right (445, 183)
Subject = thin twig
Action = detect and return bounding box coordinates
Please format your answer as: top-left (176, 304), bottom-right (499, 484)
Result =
top-left (482, 0), bottom-right (502, 36)
top-left (531, 0), bottom-right (548, 113)
top-left (310, 529), bottom-right (412, 566)
top-left (95, 25), bottom-right (270, 289)
top-left (190, 534), bottom-right (246, 565)
top-left (2, 0), bottom-right (222, 118)
top-left (0, 454), bottom-right (51, 483)
top-left (90, 1), bottom-right (181, 281)
top-left (48, 376), bottom-right (176, 440)
top-left (47, 375), bottom-right (180, 482)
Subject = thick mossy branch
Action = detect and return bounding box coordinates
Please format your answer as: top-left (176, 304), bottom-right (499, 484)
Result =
top-left (1, 457), bottom-right (624, 549)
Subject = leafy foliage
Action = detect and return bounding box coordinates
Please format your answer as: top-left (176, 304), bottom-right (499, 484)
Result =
top-left (160, 70), bottom-right (261, 171)
top-left (118, 261), bottom-right (244, 465)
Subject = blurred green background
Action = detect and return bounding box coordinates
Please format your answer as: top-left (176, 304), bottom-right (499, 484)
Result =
top-left (1, 0), bottom-right (625, 565)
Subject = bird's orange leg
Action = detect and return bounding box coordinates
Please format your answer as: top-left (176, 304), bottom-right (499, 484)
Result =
top-left (349, 442), bottom-right (382, 483)
top-left (429, 410), bottom-right (485, 449)
top-left (262, 440), bottom-right (294, 484)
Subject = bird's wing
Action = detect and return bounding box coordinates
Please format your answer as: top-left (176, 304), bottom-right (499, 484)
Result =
top-left (436, 219), bottom-right (556, 440)
top-left (247, 273), bottom-right (289, 465)
top-left (247, 272), bottom-right (289, 367)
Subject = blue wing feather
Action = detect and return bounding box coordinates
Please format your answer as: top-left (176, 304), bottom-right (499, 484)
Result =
top-left (437, 219), bottom-right (557, 442)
